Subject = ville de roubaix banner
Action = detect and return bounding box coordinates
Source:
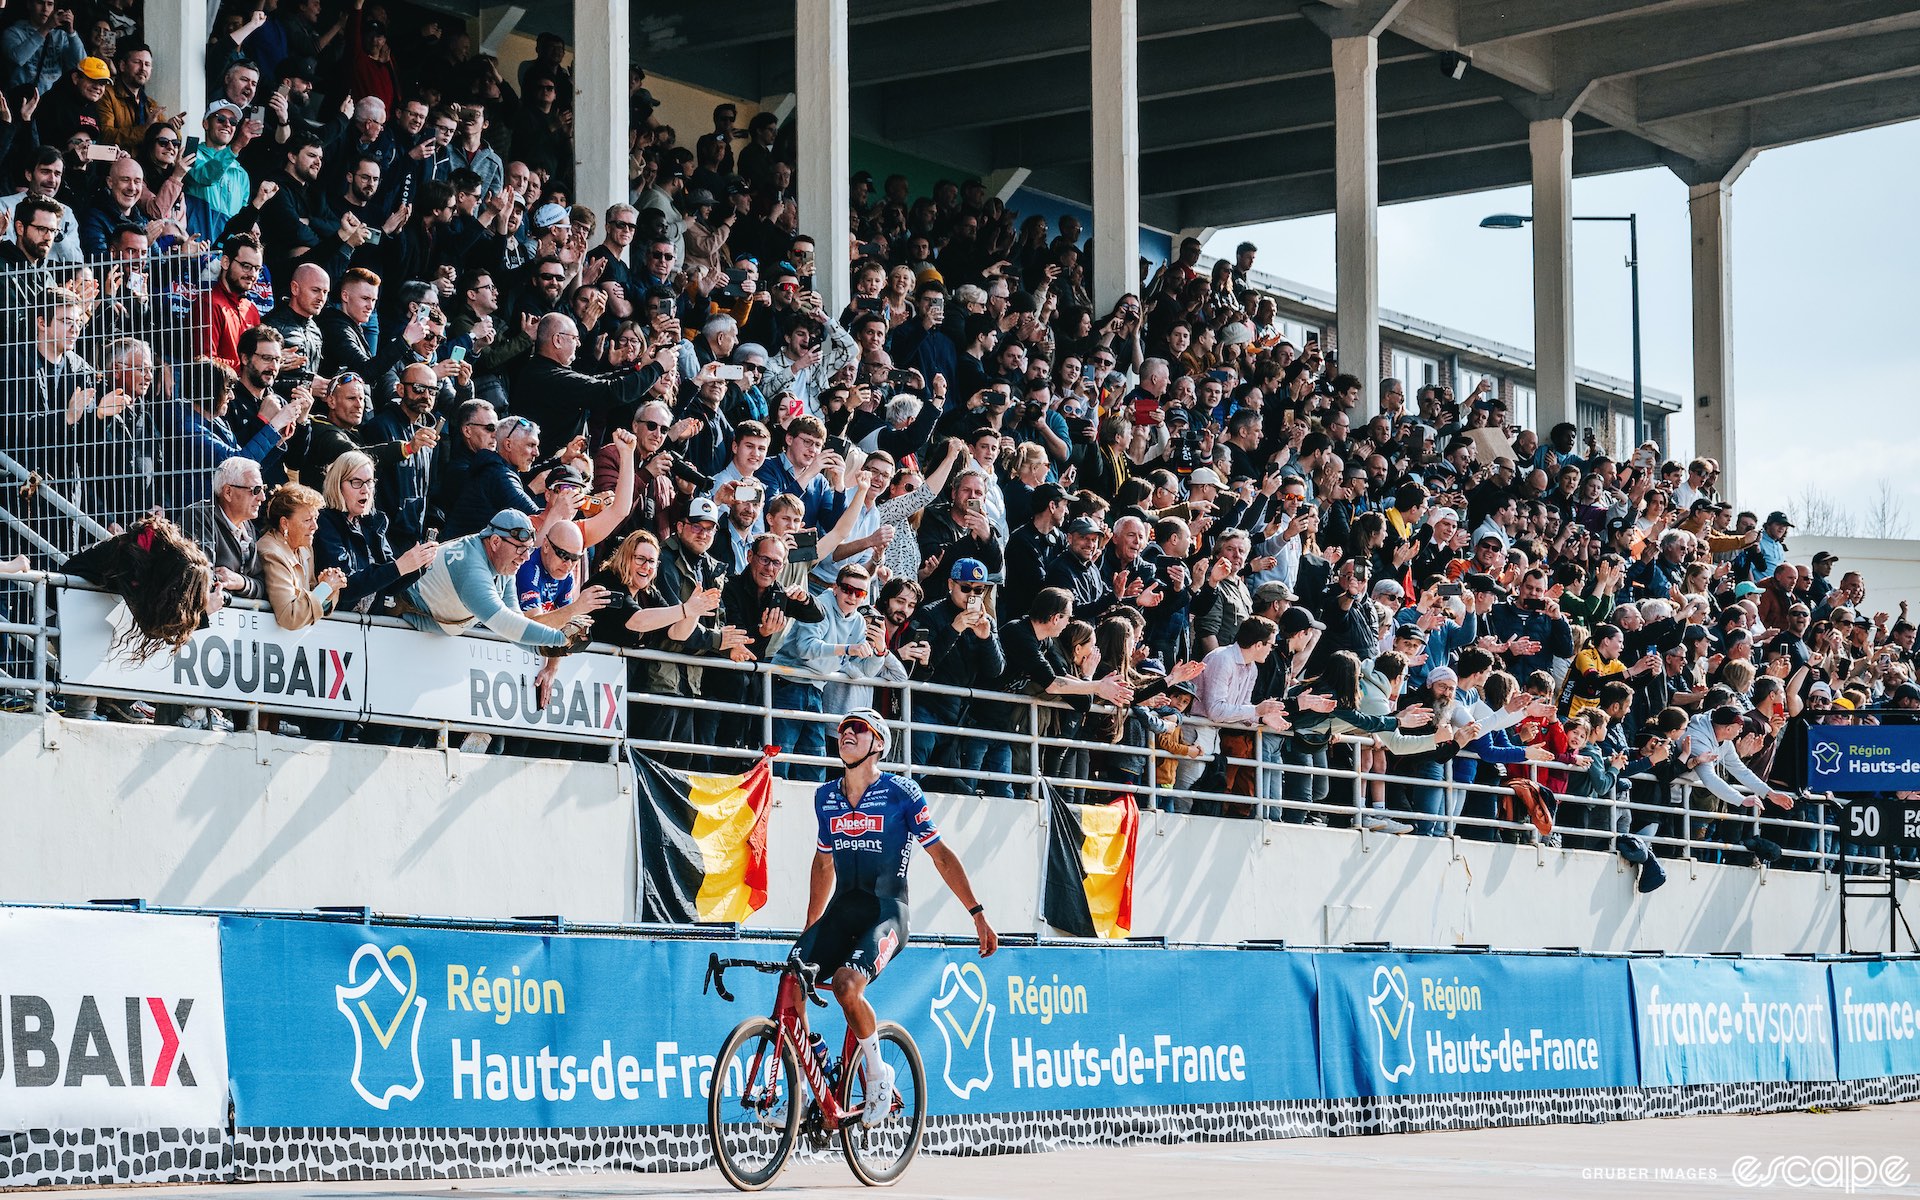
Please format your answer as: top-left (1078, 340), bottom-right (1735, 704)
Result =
top-left (58, 586), bottom-right (625, 740)
top-left (0, 908), bottom-right (228, 1131)
top-left (217, 918), bottom-right (1321, 1128)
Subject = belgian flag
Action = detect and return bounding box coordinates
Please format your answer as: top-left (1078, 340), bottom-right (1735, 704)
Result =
top-left (1041, 782), bottom-right (1140, 939)
top-left (635, 749), bottom-right (777, 923)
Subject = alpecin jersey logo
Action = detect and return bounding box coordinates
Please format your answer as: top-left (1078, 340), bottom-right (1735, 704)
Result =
top-left (832, 812), bottom-right (885, 837)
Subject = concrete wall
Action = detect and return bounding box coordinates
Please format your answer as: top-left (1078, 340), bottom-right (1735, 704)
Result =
top-left (2, 714), bottom-right (1903, 953)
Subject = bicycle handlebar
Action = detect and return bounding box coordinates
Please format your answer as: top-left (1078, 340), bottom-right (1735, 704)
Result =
top-left (704, 952), bottom-right (828, 1007)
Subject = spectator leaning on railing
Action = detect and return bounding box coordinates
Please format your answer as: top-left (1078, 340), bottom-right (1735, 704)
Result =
top-left (4, 0), bottom-right (1903, 880)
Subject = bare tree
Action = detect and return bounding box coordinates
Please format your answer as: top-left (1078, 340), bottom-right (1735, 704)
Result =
top-left (1792, 486), bottom-right (1857, 537)
top-left (1863, 478), bottom-right (1911, 540)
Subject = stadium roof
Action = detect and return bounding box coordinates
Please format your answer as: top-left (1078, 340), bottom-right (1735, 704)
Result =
top-left (478, 0), bottom-right (1920, 231)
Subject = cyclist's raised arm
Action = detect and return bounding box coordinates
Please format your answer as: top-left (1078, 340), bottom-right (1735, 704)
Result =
top-left (928, 842), bottom-right (998, 958)
top-left (806, 851), bottom-right (835, 928)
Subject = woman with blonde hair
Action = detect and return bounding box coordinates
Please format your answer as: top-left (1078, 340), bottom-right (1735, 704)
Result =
top-left (258, 484), bottom-right (345, 631)
top-left (315, 451), bottom-right (438, 615)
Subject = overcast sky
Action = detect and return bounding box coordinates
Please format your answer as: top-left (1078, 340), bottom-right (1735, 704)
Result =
top-left (1207, 120), bottom-right (1920, 533)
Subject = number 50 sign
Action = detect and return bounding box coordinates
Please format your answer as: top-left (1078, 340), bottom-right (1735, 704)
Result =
top-left (1844, 800), bottom-right (1920, 849)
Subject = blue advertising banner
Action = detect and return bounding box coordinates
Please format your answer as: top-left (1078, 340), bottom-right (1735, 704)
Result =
top-left (219, 919), bottom-right (1320, 1129)
top-left (1806, 725), bottom-right (1920, 792)
top-left (1314, 953), bottom-right (1635, 1099)
top-left (1630, 958), bottom-right (1837, 1086)
top-left (1830, 960), bottom-right (1920, 1081)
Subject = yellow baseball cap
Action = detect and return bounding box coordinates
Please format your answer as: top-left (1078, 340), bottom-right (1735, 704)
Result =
top-left (78, 57), bottom-right (112, 81)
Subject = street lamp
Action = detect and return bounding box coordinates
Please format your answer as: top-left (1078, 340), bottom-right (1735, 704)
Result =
top-left (1479, 211), bottom-right (1643, 449)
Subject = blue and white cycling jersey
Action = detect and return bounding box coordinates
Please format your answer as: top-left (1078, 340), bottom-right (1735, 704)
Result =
top-left (813, 773), bottom-right (941, 904)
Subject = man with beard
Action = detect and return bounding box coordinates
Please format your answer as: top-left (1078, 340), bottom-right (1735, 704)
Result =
top-left (0, 197), bottom-right (62, 338)
top-left (256, 131), bottom-right (364, 297)
top-left (362, 361), bottom-right (447, 548)
top-left (191, 231), bottom-right (265, 369)
top-left (97, 40), bottom-right (167, 148)
top-left (225, 324), bottom-right (312, 486)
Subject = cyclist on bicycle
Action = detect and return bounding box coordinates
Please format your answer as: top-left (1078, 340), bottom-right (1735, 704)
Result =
top-left (792, 707), bottom-right (998, 1124)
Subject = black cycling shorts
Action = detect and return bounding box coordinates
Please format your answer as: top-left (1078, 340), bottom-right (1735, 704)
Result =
top-left (791, 891), bottom-right (908, 983)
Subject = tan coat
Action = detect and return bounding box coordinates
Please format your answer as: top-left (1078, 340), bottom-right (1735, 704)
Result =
top-left (258, 531), bottom-right (336, 630)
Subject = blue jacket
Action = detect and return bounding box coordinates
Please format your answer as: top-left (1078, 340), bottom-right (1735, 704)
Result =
top-left (757, 453), bottom-right (850, 531)
top-left (166, 403), bottom-right (285, 513)
top-left (443, 448), bottom-right (537, 540)
top-left (315, 507), bottom-right (416, 612)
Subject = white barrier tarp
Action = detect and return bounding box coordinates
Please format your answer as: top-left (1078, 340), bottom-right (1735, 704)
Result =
top-left (0, 908), bottom-right (228, 1130)
top-left (57, 587), bottom-right (626, 740)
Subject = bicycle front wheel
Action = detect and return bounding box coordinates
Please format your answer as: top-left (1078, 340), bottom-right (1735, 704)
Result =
top-left (708, 1016), bottom-right (802, 1192)
top-left (838, 1021), bottom-right (927, 1187)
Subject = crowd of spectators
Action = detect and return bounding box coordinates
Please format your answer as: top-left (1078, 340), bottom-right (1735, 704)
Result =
top-left (2, 0), bottom-right (1909, 878)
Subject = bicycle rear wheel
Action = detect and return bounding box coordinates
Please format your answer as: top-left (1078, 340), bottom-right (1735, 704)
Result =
top-left (708, 1016), bottom-right (802, 1192)
top-left (838, 1021), bottom-right (927, 1187)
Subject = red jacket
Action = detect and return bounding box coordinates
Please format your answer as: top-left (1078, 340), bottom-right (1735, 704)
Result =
top-left (193, 282), bottom-right (259, 370)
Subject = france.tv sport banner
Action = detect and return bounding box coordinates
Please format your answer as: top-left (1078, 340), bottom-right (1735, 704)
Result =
top-left (1630, 958), bottom-right (1836, 1086)
top-left (1316, 952), bottom-right (1635, 1098)
top-left (1829, 960), bottom-right (1920, 1081)
top-left (0, 908), bottom-right (228, 1131)
top-left (1806, 724), bottom-right (1920, 791)
top-left (58, 586), bottom-right (624, 739)
top-left (218, 919), bottom-right (1319, 1129)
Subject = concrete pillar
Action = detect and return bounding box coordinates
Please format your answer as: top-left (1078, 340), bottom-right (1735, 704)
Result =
top-left (572, 0), bottom-right (630, 218)
top-left (148, 0), bottom-right (208, 136)
top-left (1528, 117), bottom-right (1576, 438)
top-left (1092, 0), bottom-right (1140, 310)
top-left (1689, 179), bottom-right (1736, 497)
top-left (797, 0), bottom-right (851, 319)
top-left (1331, 35), bottom-right (1380, 419)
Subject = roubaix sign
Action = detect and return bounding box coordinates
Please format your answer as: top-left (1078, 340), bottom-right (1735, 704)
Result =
top-left (0, 908), bottom-right (227, 1130)
top-left (59, 587), bottom-right (625, 740)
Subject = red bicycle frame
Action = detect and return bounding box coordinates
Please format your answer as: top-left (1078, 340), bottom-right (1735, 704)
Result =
top-left (709, 955), bottom-right (867, 1131)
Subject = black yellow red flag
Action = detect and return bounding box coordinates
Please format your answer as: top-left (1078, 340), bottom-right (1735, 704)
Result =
top-left (635, 749), bottom-right (776, 923)
top-left (1041, 782), bottom-right (1139, 939)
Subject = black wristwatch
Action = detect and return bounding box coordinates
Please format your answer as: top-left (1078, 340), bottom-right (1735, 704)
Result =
top-left (967, 904), bottom-right (985, 917)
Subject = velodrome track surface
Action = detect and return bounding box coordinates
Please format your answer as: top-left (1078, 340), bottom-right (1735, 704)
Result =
top-left (35, 1103), bottom-right (1920, 1199)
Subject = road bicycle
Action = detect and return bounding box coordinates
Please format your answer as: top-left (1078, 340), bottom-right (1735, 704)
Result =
top-left (704, 952), bottom-right (927, 1190)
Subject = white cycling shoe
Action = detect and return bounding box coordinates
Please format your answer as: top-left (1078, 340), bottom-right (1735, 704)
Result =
top-left (861, 1060), bottom-right (896, 1126)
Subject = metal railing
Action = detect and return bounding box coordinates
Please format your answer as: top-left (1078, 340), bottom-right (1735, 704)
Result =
top-left (3, 571), bottom-right (1907, 884)
top-left (0, 246), bottom-right (257, 566)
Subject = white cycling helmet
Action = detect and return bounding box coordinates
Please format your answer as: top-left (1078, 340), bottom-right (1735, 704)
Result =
top-left (838, 708), bottom-right (892, 756)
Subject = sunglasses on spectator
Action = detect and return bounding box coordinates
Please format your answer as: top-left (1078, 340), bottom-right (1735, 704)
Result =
top-left (537, 272), bottom-right (566, 283)
top-left (225, 482), bottom-right (266, 496)
top-left (957, 583), bottom-right (988, 595)
top-left (154, 137), bottom-right (179, 147)
top-left (465, 420), bottom-right (497, 431)
top-left (837, 582), bottom-right (869, 597)
top-left (499, 416), bottom-right (535, 437)
top-left (635, 418), bottom-right (669, 433)
top-left (610, 220), bottom-right (637, 231)
top-left (485, 524), bottom-right (535, 544)
top-left (546, 542), bottom-right (583, 564)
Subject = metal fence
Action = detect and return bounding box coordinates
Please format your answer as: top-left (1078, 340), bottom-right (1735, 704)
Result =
top-left (0, 246), bottom-right (239, 565)
top-left (0, 571), bottom-right (1906, 884)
